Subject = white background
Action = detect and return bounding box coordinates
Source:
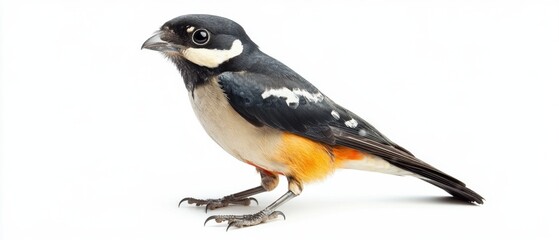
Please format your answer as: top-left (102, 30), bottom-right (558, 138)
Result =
top-left (1, 0), bottom-right (558, 239)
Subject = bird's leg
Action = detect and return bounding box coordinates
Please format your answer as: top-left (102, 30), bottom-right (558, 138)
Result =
top-left (179, 170), bottom-right (279, 212)
top-left (205, 177), bottom-right (302, 230)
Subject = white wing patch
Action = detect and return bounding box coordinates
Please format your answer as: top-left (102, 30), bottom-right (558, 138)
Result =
top-left (292, 89), bottom-right (324, 103)
top-left (182, 39), bottom-right (243, 68)
top-left (331, 110), bottom-right (340, 120)
top-left (358, 129), bottom-right (368, 136)
top-left (344, 118), bottom-right (358, 128)
top-left (261, 88), bottom-right (324, 109)
top-left (261, 88), bottom-right (300, 108)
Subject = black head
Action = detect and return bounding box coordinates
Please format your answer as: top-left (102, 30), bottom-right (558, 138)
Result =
top-left (142, 15), bottom-right (258, 89)
top-left (142, 14), bottom-right (259, 90)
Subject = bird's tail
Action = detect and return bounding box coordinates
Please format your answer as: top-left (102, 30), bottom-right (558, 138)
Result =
top-left (337, 149), bottom-right (484, 204)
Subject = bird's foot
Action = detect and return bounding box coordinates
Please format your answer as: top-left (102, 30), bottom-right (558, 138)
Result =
top-left (178, 196), bottom-right (258, 212)
top-left (205, 210), bottom-right (286, 230)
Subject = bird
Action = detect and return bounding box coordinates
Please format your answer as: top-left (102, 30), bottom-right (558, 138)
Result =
top-left (142, 14), bottom-right (484, 230)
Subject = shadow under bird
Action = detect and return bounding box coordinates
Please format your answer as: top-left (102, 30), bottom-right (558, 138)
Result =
top-left (142, 14), bottom-right (484, 230)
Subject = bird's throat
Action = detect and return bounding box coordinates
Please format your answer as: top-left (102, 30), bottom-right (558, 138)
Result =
top-left (171, 57), bottom-right (213, 92)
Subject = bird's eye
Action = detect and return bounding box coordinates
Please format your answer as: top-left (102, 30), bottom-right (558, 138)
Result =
top-left (192, 29), bottom-right (210, 45)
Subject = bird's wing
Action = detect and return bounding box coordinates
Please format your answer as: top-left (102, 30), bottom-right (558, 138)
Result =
top-left (218, 71), bottom-right (411, 154)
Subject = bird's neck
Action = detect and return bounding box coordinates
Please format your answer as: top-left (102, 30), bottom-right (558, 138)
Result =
top-left (172, 58), bottom-right (214, 92)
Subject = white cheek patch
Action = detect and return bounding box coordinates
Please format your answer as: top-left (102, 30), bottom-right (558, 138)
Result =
top-left (181, 39), bottom-right (243, 68)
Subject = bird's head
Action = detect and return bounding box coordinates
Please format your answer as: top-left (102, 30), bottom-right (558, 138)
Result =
top-left (142, 14), bottom-right (257, 89)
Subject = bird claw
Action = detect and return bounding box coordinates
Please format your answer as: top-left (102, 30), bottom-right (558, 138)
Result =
top-left (178, 197), bottom-right (258, 212)
top-left (205, 210), bottom-right (286, 231)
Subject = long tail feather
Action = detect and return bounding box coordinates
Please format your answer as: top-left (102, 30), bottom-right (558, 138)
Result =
top-left (332, 127), bottom-right (484, 204)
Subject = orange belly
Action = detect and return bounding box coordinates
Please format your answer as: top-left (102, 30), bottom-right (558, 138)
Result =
top-left (273, 133), bottom-right (365, 183)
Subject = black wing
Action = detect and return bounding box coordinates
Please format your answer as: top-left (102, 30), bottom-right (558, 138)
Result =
top-left (218, 71), bottom-right (484, 204)
top-left (217, 71), bottom-right (402, 148)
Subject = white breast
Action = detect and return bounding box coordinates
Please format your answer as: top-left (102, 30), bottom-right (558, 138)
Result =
top-left (189, 78), bottom-right (288, 173)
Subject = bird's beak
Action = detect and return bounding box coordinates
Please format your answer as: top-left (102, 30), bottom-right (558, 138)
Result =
top-left (141, 30), bottom-right (181, 53)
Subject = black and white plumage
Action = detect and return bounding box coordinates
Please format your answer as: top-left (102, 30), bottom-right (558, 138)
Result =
top-left (142, 14), bottom-right (483, 229)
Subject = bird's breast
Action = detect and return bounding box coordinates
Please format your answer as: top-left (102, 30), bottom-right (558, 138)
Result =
top-left (189, 77), bottom-right (288, 173)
